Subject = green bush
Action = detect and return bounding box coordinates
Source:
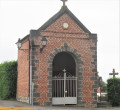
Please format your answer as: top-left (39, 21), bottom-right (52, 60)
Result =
top-left (107, 78), bottom-right (120, 106)
top-left (0, 61), bottom-right (17, 100)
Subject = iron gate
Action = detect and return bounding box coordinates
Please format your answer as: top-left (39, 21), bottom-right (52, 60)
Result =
top-left (52, 69), bottom-right (77, 105)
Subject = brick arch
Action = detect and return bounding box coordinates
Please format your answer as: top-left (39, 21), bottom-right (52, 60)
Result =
top-left (46, 43), bottom-right (84, 106)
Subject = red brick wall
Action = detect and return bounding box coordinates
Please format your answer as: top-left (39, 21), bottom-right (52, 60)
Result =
top-left (42, 14), bottom-right (88, 38)
top-left (17, 40), bottom-right (29, 102)
top-left (31, 14), bottom-right (97, 107)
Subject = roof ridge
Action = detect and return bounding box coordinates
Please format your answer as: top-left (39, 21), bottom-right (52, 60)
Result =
top-left (38, 6), bottom-right (91, 33)
top-left (37, 6), bottom-right (68, 31)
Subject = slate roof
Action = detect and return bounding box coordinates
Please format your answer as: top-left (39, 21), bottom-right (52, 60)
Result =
top-left (21, 6), bottom-right (91, 41)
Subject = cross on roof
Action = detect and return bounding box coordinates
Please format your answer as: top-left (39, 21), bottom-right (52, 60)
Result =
top-left (61, 0), bottom-right (68, 7)
top-left (109, 69), bottom-right (119, 78)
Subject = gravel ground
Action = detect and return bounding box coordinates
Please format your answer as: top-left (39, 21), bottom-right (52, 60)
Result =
top-left (0, 100), bottom-right (120, 110)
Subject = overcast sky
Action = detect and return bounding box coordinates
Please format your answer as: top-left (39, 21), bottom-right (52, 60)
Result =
top-left (0, 0), bottom-right (119, 82)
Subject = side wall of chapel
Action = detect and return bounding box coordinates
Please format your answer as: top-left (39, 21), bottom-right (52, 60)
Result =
top-left (17, 39), bottom-right (30, 103)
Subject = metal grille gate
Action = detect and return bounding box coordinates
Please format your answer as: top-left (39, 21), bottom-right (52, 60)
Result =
top-left (52, 69), bottom-right (77, 105)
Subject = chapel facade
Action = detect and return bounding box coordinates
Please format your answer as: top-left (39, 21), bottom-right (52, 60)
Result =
top-left (16, 1), bottom-right (98, 107)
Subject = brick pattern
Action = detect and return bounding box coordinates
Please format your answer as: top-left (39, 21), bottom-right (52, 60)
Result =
top-left (31, 13), bottom-right (97, 107)
top-left (47, 43), bottom-right (84, 106)
top-left (17, 13), bottom-right (97, 107)
top-left (32, 34), bottom-right (97, 107)
top-left (41, 14), bottom-right (89, 39)
top-left (17, 40), bottom-right (29, 101)
top-left (45, 14), bottom-right (86, 34)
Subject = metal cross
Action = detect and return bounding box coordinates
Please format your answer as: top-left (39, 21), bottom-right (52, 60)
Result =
top-left (109, 69), bottom-right (119, 78)
top-left (63, 69), bottom-right (66, 73)
top-left (61, 0), bottom-right (67, 7)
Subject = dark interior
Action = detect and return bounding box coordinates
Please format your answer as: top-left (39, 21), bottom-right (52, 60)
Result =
top-left (52, 52), bottom-right (76, 77)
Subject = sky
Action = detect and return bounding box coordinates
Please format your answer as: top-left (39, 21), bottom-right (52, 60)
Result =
top-left (0, 0), bottom-right (119, 82)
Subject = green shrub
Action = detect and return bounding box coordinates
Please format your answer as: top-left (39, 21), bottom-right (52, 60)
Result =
top-left (107, 78), bottom-right (120, 106)
top-left (0, 61), bottom-right (17, 100)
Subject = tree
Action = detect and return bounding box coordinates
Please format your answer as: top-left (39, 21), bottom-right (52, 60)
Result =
top-left (107, 78), bottom-right (120, 106)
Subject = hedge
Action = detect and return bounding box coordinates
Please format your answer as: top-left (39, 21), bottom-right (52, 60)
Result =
top-left (107, 78), bottom-right (120, 106)
top-left (0, 61), bottom-right (17, 100)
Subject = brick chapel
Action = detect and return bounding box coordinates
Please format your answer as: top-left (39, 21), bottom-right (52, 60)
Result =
top-left (16, 0), bottom-right (98, 108)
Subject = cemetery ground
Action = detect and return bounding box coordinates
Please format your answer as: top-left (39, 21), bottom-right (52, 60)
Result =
top-left (0, 100), bottom-right (120, 110)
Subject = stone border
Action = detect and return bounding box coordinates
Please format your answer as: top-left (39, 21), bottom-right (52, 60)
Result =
top-left (17, 96), bottom-right (29, 103)
top-left (47, 43), bottom-right (84, 106)
top-left (90, 35), bottom-right (97, 107)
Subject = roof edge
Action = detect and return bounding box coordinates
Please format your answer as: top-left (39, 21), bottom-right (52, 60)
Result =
top-left (38, 6), bottom-right (91, 34)
top-left (20, 6), bottom-right (93, 42)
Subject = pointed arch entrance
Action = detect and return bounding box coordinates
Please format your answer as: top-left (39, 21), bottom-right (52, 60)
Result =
top-left (52, 52), bottom-right (77, 105)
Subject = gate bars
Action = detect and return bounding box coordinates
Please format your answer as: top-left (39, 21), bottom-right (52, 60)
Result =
top-left (52, 69), bottom-right (77, 98)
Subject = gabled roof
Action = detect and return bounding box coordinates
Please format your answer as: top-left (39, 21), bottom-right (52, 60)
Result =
top-left (38, 6), bottom-right (91, 33)
top-left (21, 6), bottom-right (91, 41)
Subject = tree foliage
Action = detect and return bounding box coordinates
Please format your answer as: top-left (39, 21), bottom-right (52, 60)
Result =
top-left (0, 61), bottom-right (17, 100)
top-left (107, 78), bottom-right (120, 106)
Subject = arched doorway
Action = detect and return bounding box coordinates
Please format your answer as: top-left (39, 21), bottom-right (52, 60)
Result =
top-left (52, 52), bottom-right (77, 105)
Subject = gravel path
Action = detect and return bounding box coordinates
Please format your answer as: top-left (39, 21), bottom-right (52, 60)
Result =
top-left (0, 100), bottom-right (120, 110)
